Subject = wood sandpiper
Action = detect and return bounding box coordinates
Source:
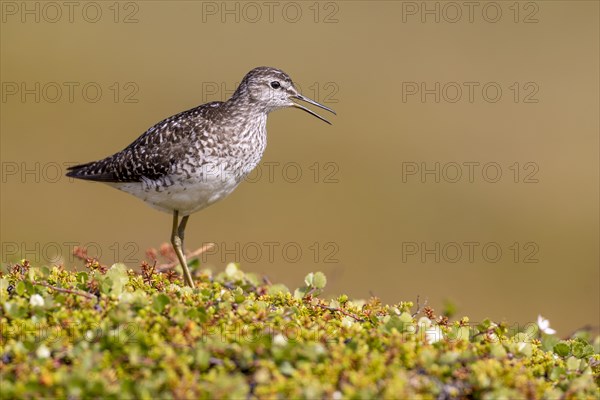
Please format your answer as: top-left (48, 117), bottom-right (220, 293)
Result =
top-left (66, 67), bottom-right (336, 287)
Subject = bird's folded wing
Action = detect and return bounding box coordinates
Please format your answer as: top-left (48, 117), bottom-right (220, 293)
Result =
top-left (66, 105), bottom-right (218, 183)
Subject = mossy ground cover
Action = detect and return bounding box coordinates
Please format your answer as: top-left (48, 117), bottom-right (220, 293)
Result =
top-left (0, 256), bottom-right (598, 399)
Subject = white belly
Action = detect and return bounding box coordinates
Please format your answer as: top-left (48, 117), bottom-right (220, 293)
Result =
top-left (108, 170), bottom-right (242, 216)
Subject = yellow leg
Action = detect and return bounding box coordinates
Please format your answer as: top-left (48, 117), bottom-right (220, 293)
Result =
top-left (171, 211), bottom-right (194, 288)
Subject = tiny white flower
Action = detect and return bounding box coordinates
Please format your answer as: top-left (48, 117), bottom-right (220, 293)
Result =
top-left (425, 325), bottom-right (444, 344)
top-left (332, 391), bottom-right (343, 400)
top-left (30, 294), bottom-right (44, 307)
top-left (273, 334), bottom-right (287, 346)
top-left (84, 329), bottom-right (100, 342)
top-left (225, 263), bottom-right (238, 278)
top-left (418, 317), bottom-right (432, 329)
top-left (341, 316), bottom-right (354, 328)
top-left (118, 292), bottom-right (134, 303)
top-left (537, 315), bottom-right (556, 335)
top-left (36, 344), bottom-right (50, 359)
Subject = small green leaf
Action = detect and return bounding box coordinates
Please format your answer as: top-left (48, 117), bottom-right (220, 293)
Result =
top-left (456, 326), bottom-right (471, 342)
top-left (541, 333), bottom-right (560, 351)
top-left (514, 333), bottom-right (530, 343)
top-left (304, 272), bottom-right (314, 287)
top-left (294, 287), bottom-right (308, 299)
top-left (233, 287), bottom-right (245, 303)
top-left (188, 258), bottom-right (200, 270)
top-left (101, 279), bottom-right (112, 294)
top-left (267, 284), bottom-right (289, 295)
top-left (312, 272), bottom-right (327, 289)
top-left (384, 313), bottom-right (414, 333)
top-left (194, 346), bottom-right (210, 370)
top-left (517, 342), bottom-right (533, 357)
top-left (107, 264), bottom-right (129, 295)
top-left (4, 302), bottom-right (27, 318)
top-left (0, 279), bottom-right (8, 302)
top-left (549, 366), bottom-right (565, 380)
top-left (477, 319), bottom-right (493, 331)
top-left (566, 356), bottom-right (581, 371)
top-left (399, 312), bottom-right (413, 324)
top-left (490, 343), bottom-right (507, 358)
top-left (153, 293), bottom-right (170, 313)
top-left (77, 272), bottom-right (88, 284)
top-left (369, 313), bottom-right (379, 325)
top-left (15, 281), bottom-right (25, 296)
top-left (442, 299), bottom-right (457, 318)
top-left (186, 306), bottom-right (208, 323)
top-left (572, 342), bottom-right (594, 359)
top-left (553, 342), bottom-right (571, 357)
top-left (24, 280), bottom-right (35, 295)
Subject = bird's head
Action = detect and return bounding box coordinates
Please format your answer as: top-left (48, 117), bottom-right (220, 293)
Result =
top-left (236, 66), bottom-right (336, 124)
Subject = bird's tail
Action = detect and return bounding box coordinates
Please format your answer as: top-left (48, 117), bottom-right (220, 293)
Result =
top-left (66, 160), bottom-right (116, 182)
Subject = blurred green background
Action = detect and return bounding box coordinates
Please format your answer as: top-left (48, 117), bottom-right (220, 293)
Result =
top-left (1, 1), bottom-right (598, 335)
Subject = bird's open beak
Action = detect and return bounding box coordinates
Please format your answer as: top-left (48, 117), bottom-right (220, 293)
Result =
top-left (292, 94), bottom-right (336, 125)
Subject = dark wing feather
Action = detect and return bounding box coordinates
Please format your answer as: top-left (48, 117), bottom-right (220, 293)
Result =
top-left (66, 103), bottom-right (222, 183)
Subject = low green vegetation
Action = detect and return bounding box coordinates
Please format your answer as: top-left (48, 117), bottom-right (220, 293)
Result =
top-left (1, 259), bottom-right (598, 399)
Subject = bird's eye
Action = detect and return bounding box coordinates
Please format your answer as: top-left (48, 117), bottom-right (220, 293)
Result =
top-left (270, 81), bottom-right (281, 89)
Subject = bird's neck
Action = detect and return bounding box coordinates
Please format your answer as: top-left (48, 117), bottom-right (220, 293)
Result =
top-left (224, 85), bottom-right (273, 116)
top-left (218, 91), bottom-right (268, 144)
